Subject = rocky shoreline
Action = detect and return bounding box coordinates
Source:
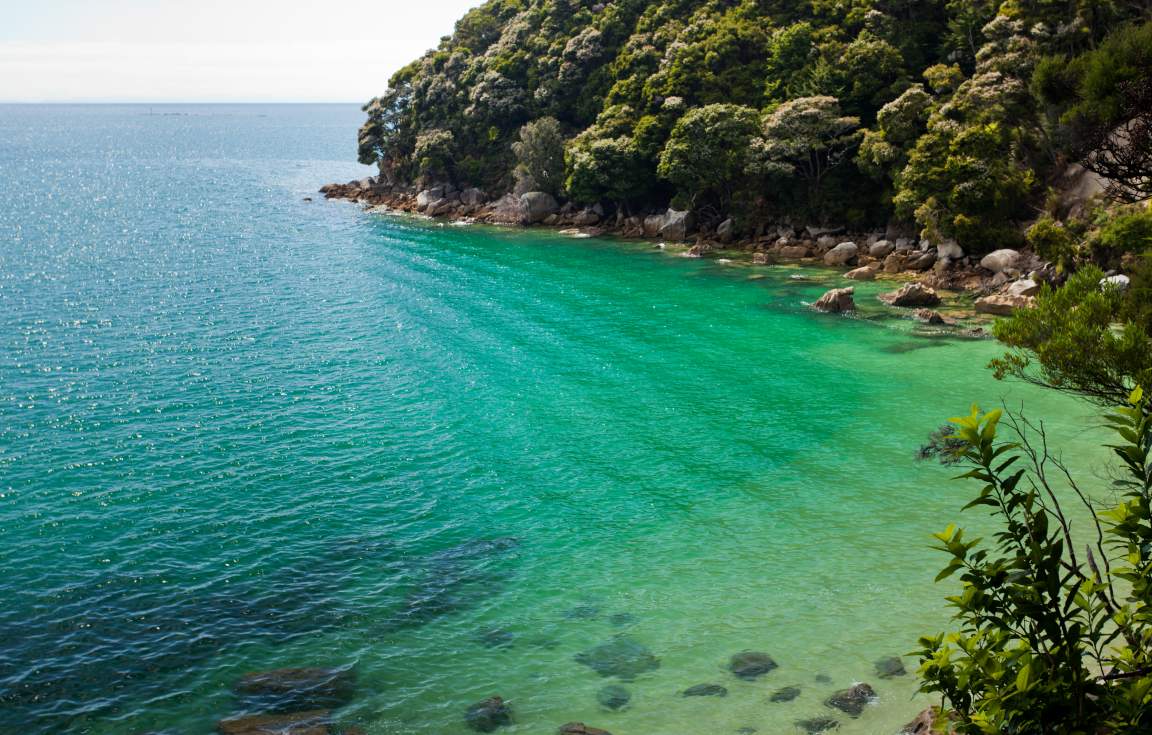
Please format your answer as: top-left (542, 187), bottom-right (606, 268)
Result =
top-left (320, 178), bottom-right (1056, 326)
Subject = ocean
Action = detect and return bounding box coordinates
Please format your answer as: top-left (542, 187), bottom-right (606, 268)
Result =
top-left (0, 103), bottom-right (1104, 734)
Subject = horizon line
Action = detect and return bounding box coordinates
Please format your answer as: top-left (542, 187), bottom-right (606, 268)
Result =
top-left (0, 100), bottom-right (369, 105)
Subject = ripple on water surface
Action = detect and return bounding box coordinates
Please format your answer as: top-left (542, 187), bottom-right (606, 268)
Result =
top-left (0, 104), bottom-right (1105, 735)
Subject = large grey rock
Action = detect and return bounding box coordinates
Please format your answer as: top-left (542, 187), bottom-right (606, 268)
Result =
top-left (416, 187), bottom-right (444, 209)
top-left (813, 287), bottom-right (856, 313)
top-left (893, 237), bottom-right (915, 251)
top-left (659, 209), bottom-right (695, 241)
top-left (573, 209), bottom-right (601, 226)
top-left (1102, 274), bottom-right (1131, 290)
top-left (904, 250), bottom-right (937, 271)
top-left (937, 240), bottom-right (964, 259)
top-left (869, 240), bottom-right (895, 258)
top-left (488, 193), bottom-right (523, 224)
top-left (1005, 278), bottom-right (1040, 297)
top-left (823, 242), bottom-right (859, 267)
top-left (520, 192), bottom-right (560, 224)
top-left (460, 188), bottom-right (487, 206)
top-left (642, 214), bottom-right (664, 238)
top-left (980, 249), bottom-right (1022, 273)
top-left (879, 283), bottom-right (941, 307)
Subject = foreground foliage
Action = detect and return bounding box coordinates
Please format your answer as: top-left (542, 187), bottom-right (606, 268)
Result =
top-left (918, 389), bottom-right (1152, 733)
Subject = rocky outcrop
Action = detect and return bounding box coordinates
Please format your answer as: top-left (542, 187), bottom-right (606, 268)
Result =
top-left (975, 293), bottom-right (1035, 315)
top-left (879, 283), bottom-right (941, 307)
top-left (728, 651), bottom-right (778, 680)
top-left (520, 192), bottom-right (560, 224)
top-left (465, 696), bottom-right (513, 732)
top-left (823, 242), bottom-right (859, 266)
top-left (980, 249), bottom-right (1022, 274)
top-left (813, 287), bottom-right (856, 313)
top-left (825, 682), bottom-right (876, 717)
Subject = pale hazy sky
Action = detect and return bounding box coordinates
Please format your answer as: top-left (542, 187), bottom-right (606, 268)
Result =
top-left (1, 0), bottom-right (482, 102)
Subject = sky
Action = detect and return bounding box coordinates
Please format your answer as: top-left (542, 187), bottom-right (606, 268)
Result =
top-left (0, 0), bottom-right (482, 102)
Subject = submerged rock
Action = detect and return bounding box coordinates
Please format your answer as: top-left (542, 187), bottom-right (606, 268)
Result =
top-left (729, 651), bottom-right (778, 680)
top-left (814, 674), bottom-right (832, 684)
top-left (217, 710), bottom-right (332, 735)
top-left (796, 716), bottom-right (840, 733)
top-left (575, 636), bottom-right (661, 680)
top-left (559, 723), bottom-right (611, 735)
top-left (475, 628), bottom-right (516, 649)
top-left (465, 696), bottom-right (513, 732)
top-left (596, 684), bottom-right (631, 710)
top-left (770, 686), bottom-right (802, 702)
top-left (233, 667), bottom-right (355, 713)
top-left (824, 683), bottom-right (876, 717)
top-left (874, 656), bottom-right (906, 679)
top-left (607, 612), bottom-right (637, 627)
top-left (563, 604), bottom-right (601, 620)
top-left (683, 683), bottom-right (728, 697)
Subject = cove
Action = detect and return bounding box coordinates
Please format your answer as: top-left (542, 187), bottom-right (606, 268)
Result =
top-left (0, 105), bottom-right (1105, 735)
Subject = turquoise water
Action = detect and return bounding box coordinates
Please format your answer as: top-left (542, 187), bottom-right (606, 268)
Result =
top-left (0, 105), bottom-right (1107, 735)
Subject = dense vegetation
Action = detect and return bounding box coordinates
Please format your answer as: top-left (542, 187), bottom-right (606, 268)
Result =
top-left (918, 391), bottom-right (1152, 733)
top-left (356, 0), bottom-right (1150, 250)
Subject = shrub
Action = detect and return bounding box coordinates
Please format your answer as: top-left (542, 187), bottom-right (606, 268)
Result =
top-left (917, 390), bottom-right (1152, 733)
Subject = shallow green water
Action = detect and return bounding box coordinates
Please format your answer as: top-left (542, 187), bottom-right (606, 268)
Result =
top-left (0, 105), bottom-right (1109, 735)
